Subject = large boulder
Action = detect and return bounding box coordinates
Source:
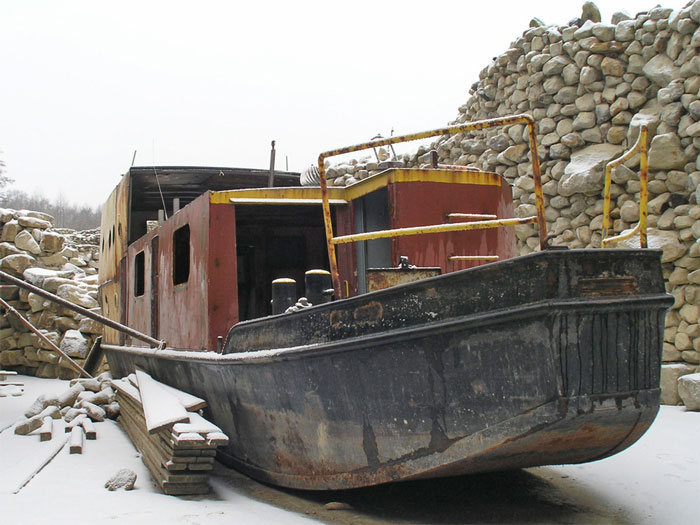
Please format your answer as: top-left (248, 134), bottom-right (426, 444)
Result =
top-left (558, 144), bottom-right (624, 196)
top-left (0, 253), bottom-right (36, 276)
top-left (643, 54), bottom-right (681, 87)
top-left (678, 373), bottom-right (700, 410)
top-left (648, 133), bottom-right (688, 170)
top-left (661, 363), bottom-right (697, 404)
top-left (616, 228), bottom-right (687, 263)
top-left (60, 329), bottom-right (90, 358)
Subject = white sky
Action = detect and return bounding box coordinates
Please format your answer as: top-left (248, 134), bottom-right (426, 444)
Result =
top-left (0, 0), bottom-right (691, 206)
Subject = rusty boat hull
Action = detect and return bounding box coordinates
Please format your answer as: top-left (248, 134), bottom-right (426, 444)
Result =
top-left (104, 248), bottom-right (672, 490)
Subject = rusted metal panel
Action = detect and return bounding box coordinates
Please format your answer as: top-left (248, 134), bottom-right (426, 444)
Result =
top-left (367, 267), bottom-right (441, 292)
top-left (98, 173), bottom-right (130, 344)
top-left (388, 179), bottom-right (517, 274)
top-left (206, 202), bottom-right (239, 350)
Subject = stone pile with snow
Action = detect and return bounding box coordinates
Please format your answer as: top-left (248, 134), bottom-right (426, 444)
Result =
top-left (0, 208), bottom-right (103, 380)
top-left (324, 1), bottom-right (700, 406)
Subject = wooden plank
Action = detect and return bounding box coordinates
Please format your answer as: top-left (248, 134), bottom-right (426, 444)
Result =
top-left (81, 419), bottom-right (97, 440)
top-left (134, 370), bottom-right (189, 434)
top-left (69, 426), bottom-right (84, 454)
top-left (172, 412), bottom-right (221, 436)
top-left (39, 417), bottom-right (53, 442)
top-left (153, 382), bottom-right (206, 412)
top-left (111, 379), bottom-right (142, 404)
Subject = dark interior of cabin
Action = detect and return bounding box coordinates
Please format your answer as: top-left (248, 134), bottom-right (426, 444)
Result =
top-left (234, 204), bottom-right (332, 321)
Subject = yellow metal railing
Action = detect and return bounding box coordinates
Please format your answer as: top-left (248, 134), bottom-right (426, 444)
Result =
top-left (601, 125), bottom-right (649, 248)
top-left (317, 114), bottom-right (547, 298)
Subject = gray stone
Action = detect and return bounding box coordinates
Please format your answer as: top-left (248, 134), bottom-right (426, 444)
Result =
top-left (13, 230), bottom-right (40, 255)
top-left (572, 112), bottom-right (596, 131)
top-left (581, 2), bottom-right (601, 23)
top-left (40, 231), bottom-right (64, 253)
top-left (692, 1), bottom-right (700, 23)
top-left (628, 109), bottom-right (660, 146)
top-left (615, 20), bottom-right (636, 41)
top-left (105, 469), bottom-right (137, 491)
top-left (657, 80), bottom-right (684, 104)
top-left (56, 284), bottom-right (98, 309)
top-left (574, 20), bottom-right (595, 40)
top-left (1, 220), bottom-right (21, 243)
top-left (558, 144), bottom-right (624, 196)
top-left (649, 133), bottom-right (688, 170)
top-left (600, 57), bottom-right (625, 77)
top-left (0, 254), bottom-right (35, 276)
top-left (643, 54), bottom-right (680, 87)
top-left (17, 216), bottom-right (50, 229)
top-left (611, 11), bottom-right (632, 24)
top-left (543, 56), bottom-right (570, 76)
top-left (60, 329), bottom-right (90, 358)
top-left (487, 134), bottom-right (509, 152)
top-left (661, 363), bottom-right (697, 405)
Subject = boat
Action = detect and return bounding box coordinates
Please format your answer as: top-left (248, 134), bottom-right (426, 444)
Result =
top-left (97, 115), bottom-right (672, 490)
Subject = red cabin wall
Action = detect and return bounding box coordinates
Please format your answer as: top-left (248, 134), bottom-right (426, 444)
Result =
top-left (389, 180), bottom-right (516, 273)
top-left (125, 194), bottom-right (239, 351)
top-left (206, 202), bottom-right (239, 350)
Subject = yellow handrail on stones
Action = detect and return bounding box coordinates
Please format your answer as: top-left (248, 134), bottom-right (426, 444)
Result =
top-left (317, 114), bottom-right (546, 299)
top-left (601, 125), bottom-right (649, 248)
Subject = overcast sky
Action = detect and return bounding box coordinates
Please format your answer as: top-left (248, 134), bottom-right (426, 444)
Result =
top-left (0, 0), bottom-right (690, 206)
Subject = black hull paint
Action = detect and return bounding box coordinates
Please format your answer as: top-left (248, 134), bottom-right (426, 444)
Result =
top-left (105, 249), bottom-right (672, 490)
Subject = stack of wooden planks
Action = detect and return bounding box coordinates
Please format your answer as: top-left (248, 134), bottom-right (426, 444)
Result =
top-left (111, 370), bottom-right (228, 495)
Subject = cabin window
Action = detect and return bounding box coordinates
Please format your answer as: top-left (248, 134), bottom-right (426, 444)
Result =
top-left (173, 224), bottom-right (190, 285)
top-left (134, 251), bottom-right (145, 297)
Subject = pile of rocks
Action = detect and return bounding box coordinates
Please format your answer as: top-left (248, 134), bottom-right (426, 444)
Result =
top-left (327, 1), bottom-right (700, 405)
top-left (0, 208), bottom-right (103, 380)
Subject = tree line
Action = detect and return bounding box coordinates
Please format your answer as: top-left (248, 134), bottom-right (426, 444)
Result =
top-left (0, 169), bottom-right (101, 231)
top-left (0, 154), bottom-right (100, 230)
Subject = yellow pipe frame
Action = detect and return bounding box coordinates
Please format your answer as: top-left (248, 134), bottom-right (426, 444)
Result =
top-left (317, 114), bottom-right (546, 298)
top-left (601, 126), bottom-right (649, 248)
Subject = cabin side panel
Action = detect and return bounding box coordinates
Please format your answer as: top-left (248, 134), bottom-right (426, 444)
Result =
top-left (152, 195), bottom-right (210, 350)
top-left (98, 175), bottom-right (130, 344)
top-left (207, 202), bottom-right (239, 350)
top-left (389, 179), bottom-right (517, 272)
top-left (124, 236), bottom-right (154, 342)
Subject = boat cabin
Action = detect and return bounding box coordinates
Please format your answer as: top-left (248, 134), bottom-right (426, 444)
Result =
top-left (98, 165), bottom-right (517, 351)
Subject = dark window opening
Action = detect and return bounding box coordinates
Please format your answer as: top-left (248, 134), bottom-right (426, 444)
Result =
top-left (134, 251), bottom-right (145, 297)
top-left (173, 225), bottom-right (190, 285)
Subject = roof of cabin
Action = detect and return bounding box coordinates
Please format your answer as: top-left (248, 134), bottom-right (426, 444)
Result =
top-left (127, 166), bottom-right (300, 211)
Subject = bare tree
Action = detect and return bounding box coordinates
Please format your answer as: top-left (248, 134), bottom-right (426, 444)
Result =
top-left (0, 150), bottom-right (14, 202)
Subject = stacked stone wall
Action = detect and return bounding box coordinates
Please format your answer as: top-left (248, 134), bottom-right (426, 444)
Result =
top-left (324, 2), bottom-right (700, 403)
top-left (0, 208), bottom-right (102, 379)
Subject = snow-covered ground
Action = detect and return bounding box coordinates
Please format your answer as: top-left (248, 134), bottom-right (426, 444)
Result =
top-left (1, 376), bottom-right (699, 524)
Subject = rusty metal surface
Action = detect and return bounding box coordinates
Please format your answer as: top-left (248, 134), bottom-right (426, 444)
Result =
top-left (602, 126), bottom-right (649, 248)
top-left (316, 115), bottom-right (546, 298)
top-left (124, 193), bottom-right (237, 351)
top-left (367, 267), bottom-right (441, 292)
top-left (105, 248), bottom-right (671, 490)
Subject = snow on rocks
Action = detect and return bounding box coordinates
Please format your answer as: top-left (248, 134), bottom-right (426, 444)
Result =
top-left (0, 208), bottom-right (103, 381)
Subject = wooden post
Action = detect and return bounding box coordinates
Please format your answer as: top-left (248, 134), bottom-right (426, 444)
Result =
top-left (39, 417), bottom-right (53, 442)
top-left (69, 426), bottom-right (84, 454)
